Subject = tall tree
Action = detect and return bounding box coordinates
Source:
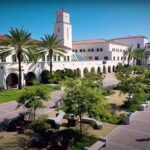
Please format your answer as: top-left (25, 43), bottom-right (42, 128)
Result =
top-left (0, 27), bottom-right (38, 89)
top-left (133, 48), bottom-right (146, 65)
top-left (123, 46), bottom-right (134, 66)
top-left (39, 33), bottom-right (67, 74)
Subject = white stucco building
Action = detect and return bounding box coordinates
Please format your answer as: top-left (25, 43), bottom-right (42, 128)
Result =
top-left (0, 9), bottom-right (149, 89)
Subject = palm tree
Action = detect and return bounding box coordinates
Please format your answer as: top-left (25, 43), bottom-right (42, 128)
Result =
top-left (39, 33), bottom-right (67, 74)
top-left (133, 48), bottom-right (146, 65)
top-left (123, 46), bottom-right (134, 66)
top-left (0, 27), bottom-right (38, 89)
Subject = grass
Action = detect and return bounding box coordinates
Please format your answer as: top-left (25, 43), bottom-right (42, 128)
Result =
top-left (0, 84), bottom-right (60, 104)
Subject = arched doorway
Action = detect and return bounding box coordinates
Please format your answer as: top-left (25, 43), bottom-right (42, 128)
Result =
top-left (97, 67), bottom-right (101, 73)
top-left (108, 66), bottom-right (111, 73)
top-left (103, 66), bottom-right (106, 73)
top-left (91, 67), bottom-right (95, 73)
top-left (6, 73), bottom-right (18, 89)
top-left (83, 67), bottom-right (88, 76)
top-left (26, 72), bottom-right (37, 85)
top-left (112, 66), bottom-right (116, 72)
top-left (76, 68), bottom-right (81, 77)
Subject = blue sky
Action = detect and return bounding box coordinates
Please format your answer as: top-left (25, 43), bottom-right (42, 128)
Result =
top-left (0, 0), bottom-right (150, 40)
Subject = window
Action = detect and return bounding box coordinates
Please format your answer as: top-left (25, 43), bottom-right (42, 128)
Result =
top-left (121, 57), bottom-right (123, 60)
top-left (120, 49), bottom-right (122, 52)
top-left (95, 56), bottom-right (99, 60)
top-left (58, 28), bottom-right (60, 32)
top-left (124, 57), bottom-right (126, 60)
top-left (47, 54), bottom-right (50, 61)
top-left (89, 56), bottom-right (92, 60)
top-left (12, 54), bottom-right (17, 62)
top-left (113, 57), bottom-right (115, 60)
top-left (1, 57), bottom-right (6, 62)
top-left (54, 55), bottom-right (56, 61)
top-left (104, 56), bottom-right (108, 60)
top-left (67, 56), bottom-right (70, 61)
top-left (137, 43), bottom-right (140, 48)
top-left (91, 48), bottom-right (94, 52)
top-left (64, 56), bottom-right (66, 61)
top-left (88, 48), bottom-right (90, 52)
top-left (42, 55), bottom-right (45, 61)
top-left (97, 48), bottom-right (99, 52)
top-left (100, 48), bottom-right (103, 52)
top-left (58, 56), bottom-right (61, 61)
top-left (67, 28), bottom-right (69, 40)
top-left (75, 49), bottom-right (77, 52)
top-left (72, 49), bottom-right (74, 52)
top-left (117, 57), bottom-right (119, 60)
top-left (80, 49), bottom-right (82, 52)
top-left (83, 49), bottom-right (85, 52)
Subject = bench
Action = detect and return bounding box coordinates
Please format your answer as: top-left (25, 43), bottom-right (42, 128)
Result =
top-left (139, 103), bottom-right (147, 111)
top-left (81, 117), bottom-right (103, 129)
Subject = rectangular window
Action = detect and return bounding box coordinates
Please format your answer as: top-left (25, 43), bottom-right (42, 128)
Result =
top-left (1, 58), bottom-right (6, 62)
top-left (124, 57), bottom-right (126, 60)
top-left (67, 56), bottom-right (70, 61)
top-left (72, 49), bottom-right (74, 52)
top-left (137, 43), bottom-right (140, 48)
top-left (95, 56), bottom-right (99, 60)
top-left (100, 48), bottom-right (103, 52)
top-left (83, 49), bottom-right (85, 52)
top-left (91, 48), bottom-right (94, 52)
top-left (117, 57), bottom-right (119, 60)
top-left (121, 57), bottom-right (123, 60)
top-left (104, 56), bottom-right (108, 60)
top-left (80, 49), bottom-right (82, 52)
top-left (64, 56), bottom-right (66, 61)
top-left (113, 57), bottom-right (115, 60)
top-left (58, 56), bottom-right (61, 61)
top-left (75, 49), bottom-right (77, 52)
top-left (47, 54), bottom-right (50, 61)
top-left (89, 56), bottom-right (92, 60)
top-left (97, 48), bottom-right (99, 52)
top-left (88, 49), bottom-right (90, 52)
top-left (42, 55), bottom-right (45, 61)
top-left (54, 55), bottom-right (56, 61)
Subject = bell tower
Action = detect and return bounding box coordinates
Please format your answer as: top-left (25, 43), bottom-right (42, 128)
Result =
top-left (54, 9), bottom-right (72, 48)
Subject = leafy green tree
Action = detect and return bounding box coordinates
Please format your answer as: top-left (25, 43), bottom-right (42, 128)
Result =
top-left (0, 27), bottom-right (38, 89)
top-left (17, 86), bottom-right (49, 121)
top-left (62, 74), bottom-right (108, 134)
top-left (39, 34), bottom-right (66, 74)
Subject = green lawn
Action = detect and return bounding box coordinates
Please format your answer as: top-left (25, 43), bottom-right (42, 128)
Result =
top-left (0, 84), bottom-right (60, 104)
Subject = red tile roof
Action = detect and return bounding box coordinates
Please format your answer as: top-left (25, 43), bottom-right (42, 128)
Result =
top-left (73, 39), bottom-right (128, 46)
top-left (111, 35), bottom-right (148, 40)
top-left (0, 35), bottom-right (8, 41)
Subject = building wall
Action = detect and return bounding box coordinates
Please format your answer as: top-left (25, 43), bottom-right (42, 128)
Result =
top-left (72, 42), bottom-right (128, 61)
top-left (112, 37), bottom-right (149, 49)
top-left (0, 60), bottom-right (121, 89)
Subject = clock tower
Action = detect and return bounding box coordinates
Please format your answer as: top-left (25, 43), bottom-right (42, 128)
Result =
top-left (54, 9), bottom-right (72, 48)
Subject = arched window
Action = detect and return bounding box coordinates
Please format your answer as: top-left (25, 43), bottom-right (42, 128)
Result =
top-left (47, 54), bottom-right (50, 61)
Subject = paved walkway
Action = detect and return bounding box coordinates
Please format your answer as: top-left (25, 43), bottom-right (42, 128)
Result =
top-left (0, 90), bottom-right (64, 122)
top-left (101, 101), bottom-right (150, 150)
top-left (103, 73), bottom-right (120, 87)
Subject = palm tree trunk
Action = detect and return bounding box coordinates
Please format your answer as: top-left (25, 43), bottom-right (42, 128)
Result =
top-left (18, 53), bottom-right (22, 90)
top-left (49, 49), bottom-right (53, 74)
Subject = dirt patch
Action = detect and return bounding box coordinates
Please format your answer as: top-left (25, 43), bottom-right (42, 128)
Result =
top-left (0, 131), bottom-right (31, 150)
top-left (108, 90), bottom-right (128, 106)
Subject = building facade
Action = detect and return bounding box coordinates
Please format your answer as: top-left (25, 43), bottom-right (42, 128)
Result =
top-left (0, 9), bottom-right (149, 89)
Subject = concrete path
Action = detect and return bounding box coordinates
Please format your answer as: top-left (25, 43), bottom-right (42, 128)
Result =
top-left (0, 90), bottom-right (64, 122)
top-left (103, 73), bottom-right (120, 87)
top-left (101, 101), bottom-right (150, 150)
